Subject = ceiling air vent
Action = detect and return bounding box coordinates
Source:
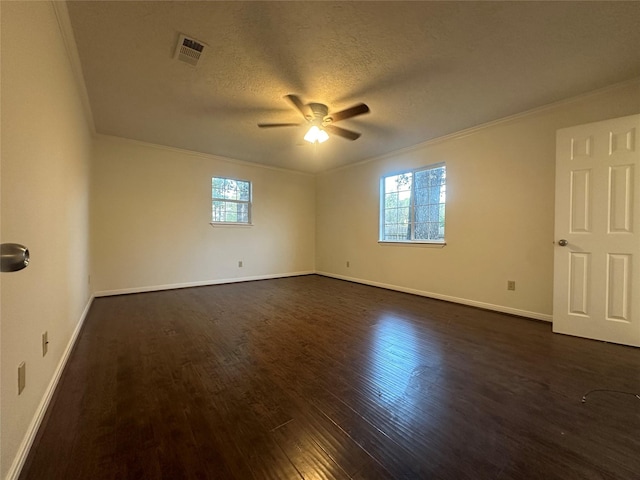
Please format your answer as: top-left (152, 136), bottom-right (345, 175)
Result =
top-left (174, 34), bottom-right (207, 66)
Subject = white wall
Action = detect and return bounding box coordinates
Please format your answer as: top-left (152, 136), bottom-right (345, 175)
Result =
top-left (90, 136), bottom-right (316, 294)
top-left (316, 81), bottom-right (640, 319)
top-left (0, 2), bottom-right (93, 478)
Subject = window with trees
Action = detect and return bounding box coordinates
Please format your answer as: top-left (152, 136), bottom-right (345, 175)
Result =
top-left (380, 164), bottom-right (446, 243)
top-left (211, 177), bottom-right (252, 224)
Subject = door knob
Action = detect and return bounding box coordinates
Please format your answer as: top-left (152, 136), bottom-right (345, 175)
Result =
top-left (558, 239), bottom-right (568, 247)
top-left (1, 243), bottom-right (30, 272)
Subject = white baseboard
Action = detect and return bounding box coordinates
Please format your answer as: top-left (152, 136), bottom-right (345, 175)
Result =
top-left (93, 271), bottom-right (316, 297)
top-left (6, 294), bottom-right (95, 480)
top-left (95, 271), bottom-right (552, 322)
top-left (316, 271), bottom-right (552, 322)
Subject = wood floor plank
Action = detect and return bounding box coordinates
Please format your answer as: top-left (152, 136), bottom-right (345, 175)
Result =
top-left (19, 275), bottom-right (640, 480)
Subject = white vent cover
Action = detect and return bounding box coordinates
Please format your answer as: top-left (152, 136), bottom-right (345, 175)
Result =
top-left (174, 34), bottom-right (207, 66)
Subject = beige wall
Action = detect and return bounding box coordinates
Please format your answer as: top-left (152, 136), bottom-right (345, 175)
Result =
top-left (90, 136), bottom-right (316, 294)
top-left (1, 2), bottom-right (93, 478)
top-left (316, 81), bottom-right (640, 319)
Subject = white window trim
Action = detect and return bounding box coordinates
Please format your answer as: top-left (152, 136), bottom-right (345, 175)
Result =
top-left (211, 176), bottom-right (252, 225)
top-left (209, 222), bottom-right (254, 228)
top-left (379, 163), bottom-right (446, 245)
top-left (378, 240), bottom-right (446, 247)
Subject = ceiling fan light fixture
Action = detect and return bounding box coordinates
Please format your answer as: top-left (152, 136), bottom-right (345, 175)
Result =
top-left (317, 129), bottom-right (329, 143)
top-left (304, 125), bottom-right (329, 144)
top-left (259, 95), bottom-right (368, 143)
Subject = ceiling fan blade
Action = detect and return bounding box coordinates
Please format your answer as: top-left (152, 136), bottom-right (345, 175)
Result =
top-left (324, 125), bottom-right (361, 141)
top-left (284, 94), bottom-right (311, 119)
top-left (329, 103), bottom-right (370, 122)
top-left (257, 123), bottom-right (302, 128)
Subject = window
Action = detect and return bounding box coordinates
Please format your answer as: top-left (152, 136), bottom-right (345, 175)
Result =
top-left (211, 177), bottom-right (252, 224)
top-left (380, 164), bottom-right (446, 243)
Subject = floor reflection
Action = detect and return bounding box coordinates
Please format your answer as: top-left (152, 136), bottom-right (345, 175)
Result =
top-left (367, 314), bottom-right (443, 422)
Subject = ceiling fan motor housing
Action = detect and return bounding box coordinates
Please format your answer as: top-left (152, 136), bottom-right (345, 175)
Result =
top-left (308, 103), bottom-right (330, 123)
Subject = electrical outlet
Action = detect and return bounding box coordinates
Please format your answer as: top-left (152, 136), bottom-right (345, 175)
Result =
top-left (346, 261), bottom-right (350, 268)
top-left (507, 280), bottom-right (516, 291)
top-left (42, 331), bottom-right (49, 357)
top-left (18, 362), bottom-right (26, 394)
top-left (238, 260), bottom-right (243, 268)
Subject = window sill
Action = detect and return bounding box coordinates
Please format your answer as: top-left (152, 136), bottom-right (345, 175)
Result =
top-left (210, 222), bottom-right (253, 228)
top-left (378, 241), bottom-right (446, 248)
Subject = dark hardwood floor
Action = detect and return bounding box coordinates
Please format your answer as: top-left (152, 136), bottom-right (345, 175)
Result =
top-left (19, 275), bottom-right (640, 479)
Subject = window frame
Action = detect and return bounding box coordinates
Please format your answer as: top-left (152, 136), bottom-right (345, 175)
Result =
top-left (379, 163), bottom-right (446, 245)
top-left (210, 176), bottom-right (253, 226)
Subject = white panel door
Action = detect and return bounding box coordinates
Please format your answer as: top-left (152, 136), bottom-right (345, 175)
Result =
top-left (554, 114), bottom-right (640, 347)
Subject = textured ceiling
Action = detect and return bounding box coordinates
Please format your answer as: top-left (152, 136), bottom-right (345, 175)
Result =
top-left (67, 1), bottom-right (640, 173)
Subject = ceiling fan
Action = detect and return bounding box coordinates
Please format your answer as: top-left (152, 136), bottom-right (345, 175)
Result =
top-left (258, 94), bottom-right (370, 143)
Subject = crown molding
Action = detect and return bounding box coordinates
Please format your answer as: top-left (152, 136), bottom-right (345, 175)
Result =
top-left (52, 0), bottom-right (96, 134)
top-left (321, 76), bottom-right (640, 176)
top-left (95, 134), bottom-right (315, 177)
